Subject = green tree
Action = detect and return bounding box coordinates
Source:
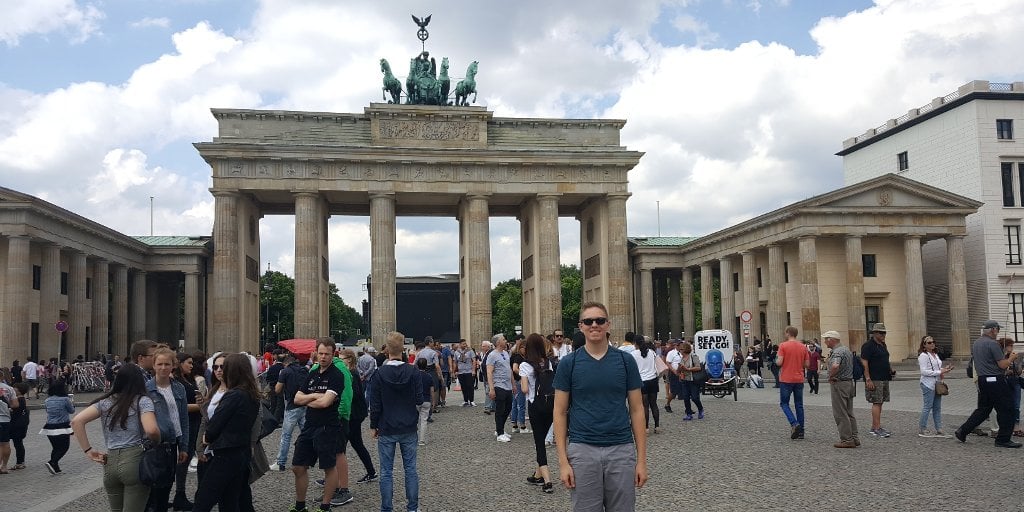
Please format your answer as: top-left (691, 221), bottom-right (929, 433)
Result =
top-left (560, 264), bottom-right (582, 334)
top-left (491, 278), bottom-right (522, 337)
top-left (259, 270), bottom-right (295, 342)
top-left (329, 282), bottom-right (363, 341)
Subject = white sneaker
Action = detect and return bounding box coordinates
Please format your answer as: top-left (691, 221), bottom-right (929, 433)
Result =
top-left (470, 402), bottom-right (476, 407)
top-left (497, 433), bottom-right (512, 442)
top-left (268, 462), bottom-right (284, 471)
top-left (520, 427), bottom-right (532, 434)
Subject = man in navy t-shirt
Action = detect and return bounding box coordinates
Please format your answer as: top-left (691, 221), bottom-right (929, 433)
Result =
top-left (554, 301), bottom-right (647, 511)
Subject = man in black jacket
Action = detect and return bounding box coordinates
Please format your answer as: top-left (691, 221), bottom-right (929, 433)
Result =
top-left (370, 331), bottom-right (422, 512)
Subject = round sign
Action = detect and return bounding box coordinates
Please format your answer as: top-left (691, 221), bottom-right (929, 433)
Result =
top-left (740, 310), bottom-right (753, 323)
top-left (55, 321), bottom-right (68, 333)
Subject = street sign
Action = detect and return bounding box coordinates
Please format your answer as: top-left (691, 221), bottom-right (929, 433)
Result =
top-left (55, 320), bottom-right (68, 333)
top-left (739, 310), bottom-right (752, 323)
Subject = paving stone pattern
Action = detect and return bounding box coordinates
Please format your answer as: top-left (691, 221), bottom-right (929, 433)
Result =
top-left (4, 377), bottom-right (1014, 511)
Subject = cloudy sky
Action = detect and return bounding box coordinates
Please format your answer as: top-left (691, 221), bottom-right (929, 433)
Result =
top-left (3, 0), bottom-right (1024, 307)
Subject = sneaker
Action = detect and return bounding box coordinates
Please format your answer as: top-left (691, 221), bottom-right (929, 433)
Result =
top-left (470, 401), bottom-right (476, 407)
top-left (796, 428), bottom-right (805, 440)
top-left (269, 462), bottom-right (287, 471)
top-left (954, 428), bottom-right (967, 443)
top-left (683, 414), bottom-right (693, 421)
top-left (484, 409), bottom-right (492, 415)
top-left (418, 441), bottom-right (426, 446)
top-left (877, 428), bottom-right (892, 438)
top-left (462, 402), bottom-right (470, 407)
top-left (315, 478), bottom-right (325, 487)
top-left (526, 475), bottom-right (544, 485)
top-left (512, 426), bottom-right (520, 434)
top-left (497, 433), bottom-right (512, 442)
top-left (833, 441), bottom-right (857, 448)
top-left (790, 425), bottom-right (801, 440)
top-left (542, 482), bottom-right (554, 494)
top-left (664, 404), bottom-right (673, 413)
top-left (995, 440), bottom-right (1023, 448)
top-left (356, 473), bottom-right (378, 484)
top-left (697, 411), bottom-right (704, 420)
top-left (288, 507), bottom-right (308, 512)
top-left (44, 462), bottom-right (57, 475)
top-left (868, 429), bottom-right (881, 437)
top-left (918, 429), bottom-right (933, 438)
top-left (520, 427), bottom-right (532, 434)
top-left (934, 431), bottom-right (953, 439)
top-left (330, 489), bottom-right (354, 506)
top-left (426, 417), bottom-right (434, 423)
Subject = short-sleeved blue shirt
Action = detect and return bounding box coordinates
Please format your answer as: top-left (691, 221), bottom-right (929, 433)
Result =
top-left (553, 346), bottom-right (643, 446)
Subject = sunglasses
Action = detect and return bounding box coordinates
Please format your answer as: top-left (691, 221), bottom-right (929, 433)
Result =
top-left (212, 364), bottom-right (223, 370)
top-left (925, 340), bottom-right (935, 344)
top-left (554, 334), bottom-right (563, 338)
top-left (581, 317), bottom-right (608, 326)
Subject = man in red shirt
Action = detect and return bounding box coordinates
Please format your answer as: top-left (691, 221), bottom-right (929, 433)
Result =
top-left (775, 326), bottom-right (809, 439)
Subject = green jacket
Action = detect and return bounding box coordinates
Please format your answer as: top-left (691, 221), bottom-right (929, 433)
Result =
top-left (310, 356), bottom-right (353, 421)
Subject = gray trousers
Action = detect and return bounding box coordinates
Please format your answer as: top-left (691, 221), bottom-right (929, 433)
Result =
top-left (103, 445), bottom-right (150, 512)
top-left (567, 442), bottom-right (636, 512)
top-left (831, 379), bottom-right (859, 442)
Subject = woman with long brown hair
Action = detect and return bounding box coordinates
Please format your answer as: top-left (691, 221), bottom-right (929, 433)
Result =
top-left (917, 335), bottom-right (952, 437)
top-left (518, 333), bottom-right (555, 494)
top-left (193, 353), bottom-right (260, 512)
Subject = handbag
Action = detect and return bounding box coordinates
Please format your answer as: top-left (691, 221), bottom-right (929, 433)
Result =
top-left (654, 356), bottom-right (669, 376)
top-left (139, 442), bottom-right (177, 487)
top-left (934, 381), bottom-right (949, 396)
top-left (689, 355), bottom-right (709, 383)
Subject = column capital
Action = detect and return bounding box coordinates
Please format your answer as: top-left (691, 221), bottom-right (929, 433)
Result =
top-left (605, 192), bottom-right (631, 203)
top-left (368, 191), bottom-right (396, 200)
top-left (465, 193), bottom-right (492, 201)
top-left (133, 268), bottom-right (148, 275)
top-left (535, 193), bottom-right (562, 201)
top-left (797, 234), bottom-right (817, 241)
top-left (210, 189), bottom-right (240, 198)
top-left (945, 234), bottom-right (965, 241)
top-left (845, 234), bottom-right (862, 240)
top-left (293, 191), bottom-right (322, 199)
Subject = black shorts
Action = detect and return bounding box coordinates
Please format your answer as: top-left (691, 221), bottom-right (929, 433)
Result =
top-left (336, 418), bottom-right (349, 453)
top-left (642, 378), bottom-right (660, 395)
top-left (292, 423), bottom-right (343, 469)
top-left (0, 422), bottom-right (11, 443)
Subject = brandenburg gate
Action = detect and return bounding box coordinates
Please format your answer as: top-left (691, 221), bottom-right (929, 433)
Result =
top-left (195, 104), bottom-right (643, 352)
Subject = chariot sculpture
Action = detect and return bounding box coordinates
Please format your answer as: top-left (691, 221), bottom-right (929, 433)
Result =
top-left (379, 15), bottom-right (479, 106)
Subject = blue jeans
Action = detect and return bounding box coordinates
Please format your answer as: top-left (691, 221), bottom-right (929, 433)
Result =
top-left (511, 384), bottom-right (526, 425)
top-left (378, 431), bottom-right (419, 512)
top-left (276, 406), bottom-right (305, 466)
top-left (779, 382), bottom-right (804, 427)
top-left (919, 382), bottom-right (942, 431)
top-left (1011, 378), bottom-right (1022, 425)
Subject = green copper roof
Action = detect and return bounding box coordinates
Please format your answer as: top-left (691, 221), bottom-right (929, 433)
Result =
top-left (628, 236), bottom-right (699, 247)
top-left (133, 236), bottom-right (211, 247)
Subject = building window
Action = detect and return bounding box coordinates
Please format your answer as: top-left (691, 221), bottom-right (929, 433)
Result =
top-left (897, 151), bottom-right (909, 172)
top-left (60, 271), bottom-right (68, 295)
top-left (865, 305), bottom-right (881, 335)
top-left (998, 119), bottom-right (1014, 140)
top-left (86, 277), bottom-right (92, 299)
top-left (1011, 293), bottom-right (1024, 343)
top-left (783, 262), bottom-right (789, 283)
top-left (733, 273), bottom-right (739, 292)
top-left (32, 265), bottom-right (41, 290)
top-left (862, 254), bottom-right (877, 277)
top-left (756, 268), bottom-right (762, 288)
top-left (1004, 162), bottom-right (1017, 207)
top-left (1007, 225), bottom-right (1022, 265)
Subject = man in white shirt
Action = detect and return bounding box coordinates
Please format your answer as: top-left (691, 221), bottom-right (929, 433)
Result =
top-left (21, 358), bottom-right (39, 399)
top-left (552, 330), bottom-right (572, 360)
top-left (664, 340), bottom-right (684, 413)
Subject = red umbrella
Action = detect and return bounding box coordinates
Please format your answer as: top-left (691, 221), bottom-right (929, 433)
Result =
top-left (277, 339), bottom-right (318, 357)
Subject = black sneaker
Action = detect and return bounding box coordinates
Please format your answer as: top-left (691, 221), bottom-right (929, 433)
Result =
top-left (44, 462), bottom-right (57, 475)
top-left (664, 404), bottom-right (673, 413)
top-left (954, 429), bottom-right (967, 443)
top-left (542, 482), bottom-right (554, 494)
top-left (331, 489), bottom-right (354, 506)
top-left (526, 475), bottom-right (544, 485)
top-left (356, 473), bottom-right (378, 484)
top-left (995, 440), bottom-right (1023, 448)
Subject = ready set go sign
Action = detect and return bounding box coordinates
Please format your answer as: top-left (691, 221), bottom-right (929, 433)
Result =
top-left (693, 330), bottom-right (733, 361)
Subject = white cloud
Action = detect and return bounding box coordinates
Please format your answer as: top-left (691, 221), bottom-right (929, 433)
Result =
top-left (0, 0), bottom-right (103, 46)
top-left (130, 17), bottom-right (171, 29)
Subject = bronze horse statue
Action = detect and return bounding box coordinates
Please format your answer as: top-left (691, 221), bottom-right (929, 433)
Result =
top-left (454, 61), bottom-right (478, 106)
top-left (380, 58), bottom-right (402, 104)
top-left (439, 57), bottom-right (450, 105)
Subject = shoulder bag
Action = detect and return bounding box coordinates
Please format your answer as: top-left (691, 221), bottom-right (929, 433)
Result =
top-left (654, 355), bottom-right (669, 377)
top-left (137, 397), bottom-right (176, 488)
top-left (930, 355), bottom-right (949, 396)
top-left (690, 354), bottom-right (709, 383)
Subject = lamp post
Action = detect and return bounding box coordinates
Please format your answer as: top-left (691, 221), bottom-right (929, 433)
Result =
top-left (262, 263), bottom-right (271, 346)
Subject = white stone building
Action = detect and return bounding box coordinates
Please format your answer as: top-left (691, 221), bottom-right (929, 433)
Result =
top-left (840, 79), bottom-right (1024, 344)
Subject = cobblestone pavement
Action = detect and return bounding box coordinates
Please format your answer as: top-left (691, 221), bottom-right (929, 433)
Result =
top-left (5, 377), bottom-right (1013, 511)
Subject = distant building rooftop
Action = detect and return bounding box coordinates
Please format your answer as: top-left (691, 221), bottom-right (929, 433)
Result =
top-left (628, 236), bottom-right (699, 248)
top-left (837, 79), bottom-right (1024, 156)
top-left (133, 236), bottom-right (212, 247)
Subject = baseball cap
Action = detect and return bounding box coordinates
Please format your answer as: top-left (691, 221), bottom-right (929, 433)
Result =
top-left (983, 320), bottom-right (1002, 330)
top-left (822, 330), bottom-right (841, 340)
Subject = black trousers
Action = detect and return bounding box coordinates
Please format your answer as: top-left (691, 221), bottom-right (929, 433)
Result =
top-left (959, 376), bottom-right (1015, 443)
top-left (458, 373), bottom-right (475, 403)
top-left (528, 398), bottom-right (554, 466)
top-left (193, 446), bottom-right (251, 512)
top-left (806, 370), bottom-right (819, 393)
top-left (347, 416), bottom-right (375, 476)
top-left (46, 434), bottom-right (70, 472)
top-left (493, 387), bottom-right (513, 435)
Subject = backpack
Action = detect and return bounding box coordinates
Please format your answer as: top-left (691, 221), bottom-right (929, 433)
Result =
top-left (966, 357), bottom-right (977, 383)
top-left (534, 359), bottom-right (556, 403)
top-left (478, 349), bottom-right (494, 381)
top-left (851, 353), bottom-right (865, 381)
top-left (747, 374), bottom-right (764, 388)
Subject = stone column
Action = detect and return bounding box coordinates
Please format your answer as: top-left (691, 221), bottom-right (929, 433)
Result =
top-left (605, 193), bottom-right (632, 340)
top-left (68, 251), bottom-right (89, 359)
top-left (655, 273), bottom-right (670, 337)
top-left (639, 269), bottom-right (654, 336)
top-left (767, 243), bottom-right (786, 342)
top-left (211, 191), bottom-right (240, 352)
top-left (39, 243), bottom-right (62, 361)
top-left (130, 270), bottom-right (147, 341)
top-left (464, 194), bottom-right (493, 345)
top-left (719, 257), bottom-right (735, 333)
top-left (845, 236), bottom-right (866, 352)
top-left (294, 192), bottom-right (324, 338)
top-left (946, 235), bottom-right (970, 357)
top-left (668, 272), bottom-right (682, 338)
top-left (700, 262), bottom-right (715, 330)
top-left (905, 236), bottom-right (926, 353)
top-left (112, 265), bottom-right (129, 356)
top-left (681, 268), bottom-right (695, 337)
top-left (184, 272), bottom-right (200, 350)
top-left (741, 250), bottom-right (760, 345)
top-left (92, 260), bottom-right (109, 355)
top-left (1, 236), bottom-right (31, 365)
top-left (536, 194), bottom-right (562, 333)
top-left (798, 236), bottom-right (820, 342)
top-left (370, 192), bottom-right (397, 342)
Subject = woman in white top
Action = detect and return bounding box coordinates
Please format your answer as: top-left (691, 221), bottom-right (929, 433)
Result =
top-left (631, 336), bottom-right (661, 434)
top-left (517, 333), bottom-right (555, 494)
top-left (917, 335), bottom-right (952, 437)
